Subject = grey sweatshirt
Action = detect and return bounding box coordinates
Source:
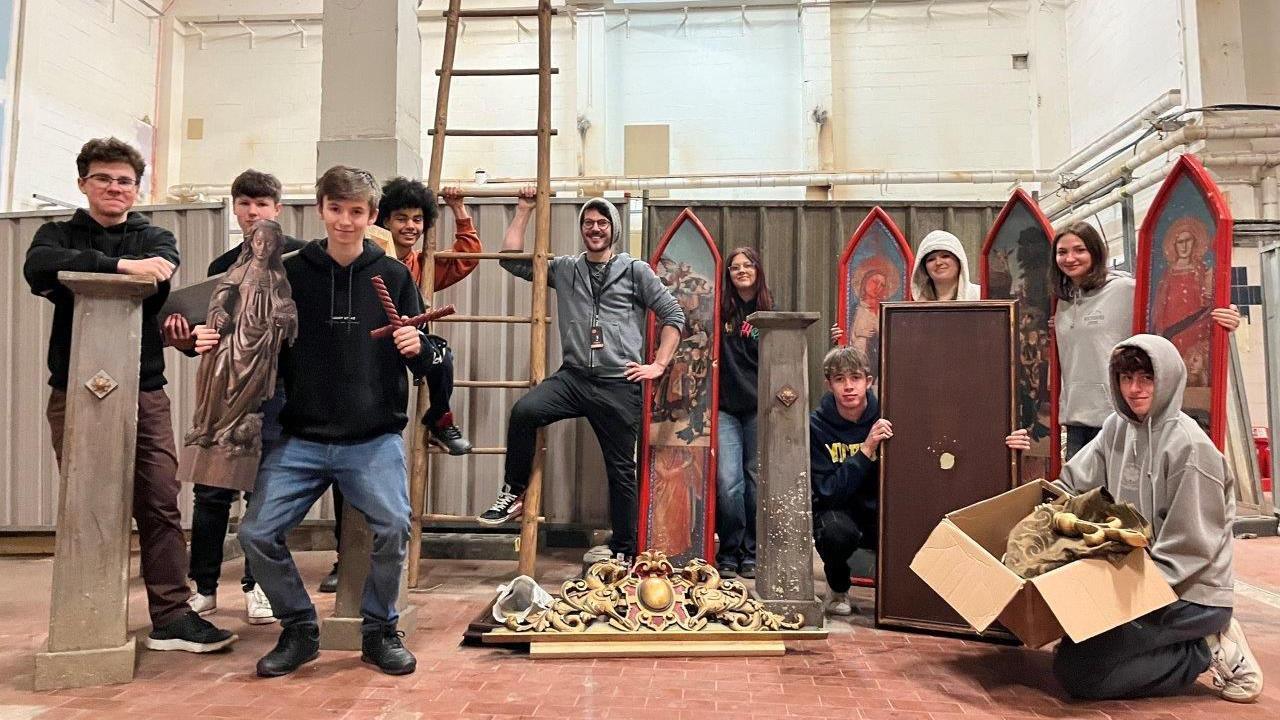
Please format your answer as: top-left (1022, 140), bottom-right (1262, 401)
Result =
top-left (1055, 270), bottom-right (1136, 427)
top-left (1056, 334), bottom-right (1234, 607)
top-left (500, 198), bottom-right (685, 378)
top-left (909, 230), bottom-right (981, 301)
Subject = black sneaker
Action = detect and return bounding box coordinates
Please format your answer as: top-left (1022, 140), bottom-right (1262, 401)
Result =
top-left (477, 489), bottom-right (523, 525)
top-left (318, 562), bottom-right (339, 593)
top-left (716, 562), bottom-right (738, 579)
top-left (429, 423), bottom-right (473, 456)
top-left (361, 625), bottom-right (416, 675)
top-left (738, 561), bottom-right (757, 579)
top-left (256, 623), bottom-right (320, 678)
top-left (142, 610), bottom-right (237, 653)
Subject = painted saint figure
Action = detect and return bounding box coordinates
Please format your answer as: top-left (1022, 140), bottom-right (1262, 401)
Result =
top-left (1152, 217), bottom-right (1213, 387)
top-left (847, 258), bottom-right (897, 373)
top-left (185, 220), bottom-right (297, 487)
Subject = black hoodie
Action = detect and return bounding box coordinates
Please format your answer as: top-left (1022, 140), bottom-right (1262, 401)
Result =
top-left (278, 240), bottom-right (432, 442)
top-left (23, 209), bottom-right (179, 392)
top-left (809, 390), bottom-right (880, 516)
top-left (718, 295), bottom-right (759, 415)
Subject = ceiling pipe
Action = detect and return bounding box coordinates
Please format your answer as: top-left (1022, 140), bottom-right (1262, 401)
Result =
top-left (1051, 89), bottom-right (1182, 178)
top-left (1040, 123), bottom-right (1280, 217)
top-left (1051, 150), bottom-right (1280, 229)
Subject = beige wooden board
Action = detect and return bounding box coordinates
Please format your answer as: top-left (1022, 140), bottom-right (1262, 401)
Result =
top-left (529, 640), bottom-right (785, 658)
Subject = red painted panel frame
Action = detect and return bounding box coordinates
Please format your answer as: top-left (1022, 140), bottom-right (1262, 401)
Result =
top-left (836, 206), bottom-right (914, 350)
top-left (979, 188), bottom-right (1061, 480)
top-left (636, 207), bottom-right (723, 563)
top-left (1133, 154), bottom-right (1233, 449)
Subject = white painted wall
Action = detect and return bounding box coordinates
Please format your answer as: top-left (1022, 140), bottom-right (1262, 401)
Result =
top-left (599, 9), bottom-right (805, 200)
top-left (178, 21), bottom-right (322, 189)
top-left (829, 1), bottom-right (1039, 200)
top-left (1063, 0), bottom-right (1184, 152)
top-left (8, 0), bottom-right (159, 209)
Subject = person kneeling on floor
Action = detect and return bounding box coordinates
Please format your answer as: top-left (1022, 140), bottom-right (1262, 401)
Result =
top-left (1007, 334), bottom-right (1263, 703)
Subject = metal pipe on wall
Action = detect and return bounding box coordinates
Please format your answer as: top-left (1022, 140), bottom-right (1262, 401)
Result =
top-left (1051, 89), bottom-right (1182, 178)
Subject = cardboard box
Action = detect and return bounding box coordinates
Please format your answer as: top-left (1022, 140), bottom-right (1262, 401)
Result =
top-left (910, 480), bottom-right (1177, 648)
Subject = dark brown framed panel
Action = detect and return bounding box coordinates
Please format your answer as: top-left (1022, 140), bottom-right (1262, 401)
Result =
top-left (876, 301), bottom-right (1018, 636)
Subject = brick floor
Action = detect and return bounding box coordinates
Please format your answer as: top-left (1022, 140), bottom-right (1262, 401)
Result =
top-left (1, 539), bottom-right (1278, 720)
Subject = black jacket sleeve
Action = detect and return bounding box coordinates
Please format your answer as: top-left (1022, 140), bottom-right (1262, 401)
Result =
top-left (809, 427), bottom-right (877, 509)
top-left (23, 222), bottom-right (119, 296)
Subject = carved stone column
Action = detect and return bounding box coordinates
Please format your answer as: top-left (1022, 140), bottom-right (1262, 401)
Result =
top-left (748, 311), bottom-right (823, 627)
top-left (320, 505), bottom-right (419, 650)
top-left (35, 272), bottom-right (156, 689)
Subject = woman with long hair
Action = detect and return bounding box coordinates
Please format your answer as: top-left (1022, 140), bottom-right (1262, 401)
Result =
top-left (715, 246), bottom-right (773, 578)
top-left (1005, 221), bottom-right (1238, 459)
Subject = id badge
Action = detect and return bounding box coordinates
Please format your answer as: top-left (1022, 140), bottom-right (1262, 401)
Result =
top-left (590, 325), bottom-right (605, 350)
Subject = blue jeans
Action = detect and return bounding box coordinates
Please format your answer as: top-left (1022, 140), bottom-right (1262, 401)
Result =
top-left (715, 410), bottom-right (758, 567)
top-left (239, 433), bottom-right (411, 630)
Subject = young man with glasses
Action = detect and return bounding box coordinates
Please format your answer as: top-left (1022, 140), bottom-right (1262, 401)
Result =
top-left (485, 190), bottom-right (685, 564)
top-left (24, 137), bottom-right (237, 653)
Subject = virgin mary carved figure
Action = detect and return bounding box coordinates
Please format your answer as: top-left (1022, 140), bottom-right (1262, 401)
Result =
top-left (184, 220), bottom-right (297, 488)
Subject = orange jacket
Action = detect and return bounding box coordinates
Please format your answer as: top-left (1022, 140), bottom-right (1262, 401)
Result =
top-left (401, 216), bottom-right (481, 292)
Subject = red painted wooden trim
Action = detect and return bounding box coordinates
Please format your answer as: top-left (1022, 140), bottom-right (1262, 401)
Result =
top-left (836, 206), bottom-right (914, 349)
top-left (980, 188), bottom-right (1061, 478)
top-left (636, 207), bottom-right (723, 562)
top-left (1133, 153), bottom-right (1233, 449)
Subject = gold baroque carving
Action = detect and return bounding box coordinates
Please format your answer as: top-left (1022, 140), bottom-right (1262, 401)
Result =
top-left (503, 550), bottom-right (804, 634)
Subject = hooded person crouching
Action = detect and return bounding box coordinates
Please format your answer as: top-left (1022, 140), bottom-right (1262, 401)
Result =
top-left (1014, 334), bottom-right (1263, 703)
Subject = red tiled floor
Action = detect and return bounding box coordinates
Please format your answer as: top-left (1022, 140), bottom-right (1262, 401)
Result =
top-left (1, 540), bottom-right (1279, 720)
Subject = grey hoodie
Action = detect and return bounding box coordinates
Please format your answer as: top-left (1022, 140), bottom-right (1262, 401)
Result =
top-left (1055, 270), bottom-right (1136, 427)
top-left (910, 230), bottom-right (981, 301)
top-left (500, 198), bottom-right (685, 378)
top-left (1056, 334), bottom-right (1234, 607)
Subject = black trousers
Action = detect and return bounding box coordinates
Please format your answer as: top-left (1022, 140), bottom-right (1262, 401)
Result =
top-left (420, 334), bottom-right (455, 428)
top-left (187, 390), bottom-right (286, 595)
top-left (814, 508), bottom-right (877, 593)
top-left (1054, 600), bottom-right (1231, 699)
top-left (504, 367), bottom-right (642, 556)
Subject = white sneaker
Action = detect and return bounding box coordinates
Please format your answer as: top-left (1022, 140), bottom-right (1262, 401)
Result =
top-left (583, 544), bottom-right (613, 564)
top-left (187, 592), bottom-right (217, 616)
top-left (1205, 619), bottom-right (1263, 703)
top-left (244, 586), bottom-right (276, 625)
top-left (824, 589), bottom-right (854, 616)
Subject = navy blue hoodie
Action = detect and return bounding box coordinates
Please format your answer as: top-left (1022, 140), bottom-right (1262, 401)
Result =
top-left (278, 239), bottom-right (432, 442)
top-left (809, 390), bottom-right (880, 518)
top-left (23, 209), bottom-right (179, 392)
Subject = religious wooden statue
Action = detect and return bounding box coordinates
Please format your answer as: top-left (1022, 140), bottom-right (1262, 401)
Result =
top-left (181, 219), bottom-right (297, 490)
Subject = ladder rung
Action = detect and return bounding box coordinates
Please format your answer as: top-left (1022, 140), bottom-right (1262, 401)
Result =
top-left (446, 188), bottom-right (557, 199)
top-left (435, 314), bottom-right (546, 324)
top-left (428, 129), bottom-right (557, 137)
top-left (440, 68), bottom-right (559, 77)
top-left (434, 251), bottom-right (532, 261)
top-left (454, 379), bottom-right (533, 389)
top-left (450, 8), bottom-right (559, 18)
top-left (422, 512), bottom-right (542, 522)
top-left (425, 448), bottom-right (509, 456)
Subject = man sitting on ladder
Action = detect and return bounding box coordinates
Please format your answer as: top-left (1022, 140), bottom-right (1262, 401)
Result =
top-left (482, 188), bottom-right (685, 564)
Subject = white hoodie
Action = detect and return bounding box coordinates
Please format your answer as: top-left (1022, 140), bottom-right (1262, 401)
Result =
top-left (910, 230), bottom-right (981, 301)
top-left (1055, 270), bottom-right (1136, 427)
top-left (1056, 334), bottom-right (1234, 607)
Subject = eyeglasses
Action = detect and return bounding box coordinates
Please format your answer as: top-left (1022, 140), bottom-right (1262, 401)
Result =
top-left (582, 219), bottom-right (611, 229)
top-left (729, 263), bottom-right (756, 272)
top-left (83, 173), bottom-right (139, 189)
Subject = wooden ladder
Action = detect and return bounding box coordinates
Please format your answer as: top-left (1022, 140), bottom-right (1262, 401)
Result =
top-left (406, 0), bottom-right (557, 587)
